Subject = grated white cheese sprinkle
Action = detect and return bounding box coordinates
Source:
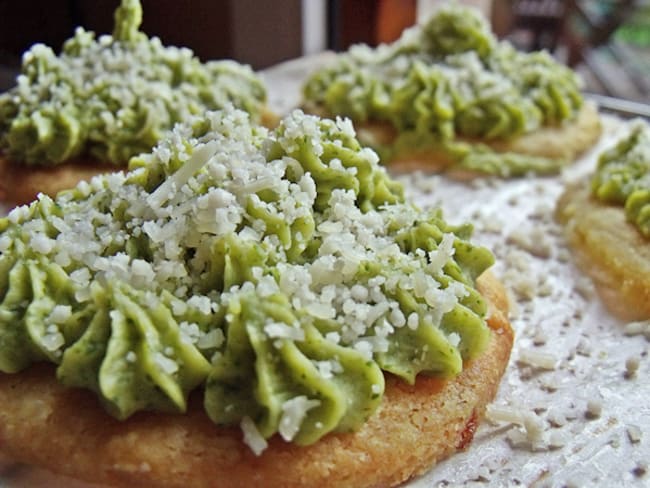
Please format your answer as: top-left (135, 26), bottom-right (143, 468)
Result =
top-left (517, 349), bottom-right (559, 370)
top-left (196, 329), bottom-right (225, 350)
top-left (585, 398), bottom-right (603, 419)
top-left (263, 322), bottom-right (305, 342)
top-left (241, 416), bottom-right (268, 456)
top-left (47, 305), bottom-right (72, 324)
top-left (627, 425), bottom-right (643, 444)
top-left (42, 325), bottom-right (65, 353)
top-left (154, 352), bottom-right (179, 375)
top-left (278, 396), bottom-right (321, 442)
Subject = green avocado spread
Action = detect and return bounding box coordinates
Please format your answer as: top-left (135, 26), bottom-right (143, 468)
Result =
top-left (591, 120), bottom-right (650, 237)
top-left (0, 107), bottom-right (494, 453)
top-left (0, 0), bottom-right (266, 166)
top-left (303, 4), bottom-right (584, 177)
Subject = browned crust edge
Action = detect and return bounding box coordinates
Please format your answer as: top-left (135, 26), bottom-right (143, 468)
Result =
top-left (556, 183), bottom-right (650, 321)
top-left (0, 155), bottom-right (119, 206)
top-left (0, 272), bottom-right (513, 488)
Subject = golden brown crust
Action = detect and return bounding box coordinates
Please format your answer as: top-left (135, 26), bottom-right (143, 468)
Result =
top-left (556, 183), bottom-right (650, 320)
top-left (311, 103), bottom-right (602, 178)
top-left (260, 106), bottom-right (281, 129)
top-left (0, 155), bottom-right (119, 206)
top-left (0, 273), bottom-right (512, 488)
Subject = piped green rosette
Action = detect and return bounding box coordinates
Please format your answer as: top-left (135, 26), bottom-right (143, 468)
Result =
top-left (0, 106), bottom-right (494, 452)
top-left (303, 4), bottom-right (584, 177)
top-left (0, 0), bottom-right (266, 166)
top-left (591, 120), bottom-right (650, 238)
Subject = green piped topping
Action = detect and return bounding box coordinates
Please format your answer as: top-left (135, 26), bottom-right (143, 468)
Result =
top-left (303, 4), bottom-right (584, 176)
top-left (0, 107), bottom-right (494, 452)
top-left (0, 0), bottom-right (266, 166)
top-left (592, 120), bottom-right (650, 237)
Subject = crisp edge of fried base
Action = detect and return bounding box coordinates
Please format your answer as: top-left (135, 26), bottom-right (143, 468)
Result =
top-left (556, 183), bottom-right (650, 321)
top-left (0, 156), bottom-right (120, 207)
top-left (303, 102), bottom-right (602, 179)
top-left (0, 108), bottom-right (280, 207)
top-left (0, 271), bottom-right (513, 488)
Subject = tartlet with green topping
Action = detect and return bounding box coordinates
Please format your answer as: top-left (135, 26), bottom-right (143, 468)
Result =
top-left (557, 119), bottom-right (650, 320)
top-left (0, 106), bottom-right (512, 487)
top-left (0, 0), bottom-right (273, 205)
top-left (302, 5), bottom-right (602, 178)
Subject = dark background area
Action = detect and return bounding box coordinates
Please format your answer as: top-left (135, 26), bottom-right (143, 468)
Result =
top-left (0, 0), bottom-right (648, 105)
top-left (0, 0), bottom-right (302, 70)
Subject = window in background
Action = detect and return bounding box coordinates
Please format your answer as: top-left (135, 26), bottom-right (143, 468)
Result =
top-left (562, 0), bottom-right (650, 103)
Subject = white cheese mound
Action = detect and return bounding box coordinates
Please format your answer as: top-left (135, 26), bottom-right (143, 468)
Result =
top-left (6, 107), bottom-right (475, 351)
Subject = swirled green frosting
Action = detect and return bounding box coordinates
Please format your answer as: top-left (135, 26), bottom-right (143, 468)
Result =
top-left (303, 4), bottom-right (583, 176)
top-left (0, 0), bottom-right (266, 166)
top-left (0, 106), bottom-right (494, 451)
top-left (591, 120), bottom-right (650, 237)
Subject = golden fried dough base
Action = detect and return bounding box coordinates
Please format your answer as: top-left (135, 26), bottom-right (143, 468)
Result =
top-left (0, 155), bottom-right (119, 206)
top-left (306, 103), bottom-right (601, 178)
top-left (0, 109), bottom-right (280, 207)
top-left (260, 106), bottom-right (281, 129)
top-left (557, 184), bottom-right (650, 320)
top-left (0, 272), bottom-right (512, 488)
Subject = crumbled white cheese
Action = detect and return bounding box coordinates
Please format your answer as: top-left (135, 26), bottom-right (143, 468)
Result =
top-left (546, 407), bottom-right (567, 427)
top-left (197, 329), bottom-right (225, 350)
top-left (30, 233), bottom-right (56, 254)
top-left (263, 322), bottom-right (305, 342)
top-left (0, 106), bottom-right (495, 457)
top-left (241, 416), bottom-right (268, 455)
top-left (547, 429), bottom-right (569, 449)
top-left (522, 411), bottom-right (546, 445)
top-left (627, 424), bottom-right (642, 444)
top-left (42, 325), bottom-right (65, 353)
top-left (507, 228), bottom-right (552, 259)
top-left (278, 396), bottom-right (321, 441)
top-left (585, 398), bottom-right (603, 419)
top-left (517, 349), bottom-right (559, 370)
top-left (154, 352), bottom-right (179, 375)
top-left (623, 320), bottom-right (650, 337)
top-left (486, 404), bottom-right (523, 425)
top-left (625, 356), bottom-right (640, 378)
top-left (47, 305), bottom-right (72, 325)
top-left (573, 276), bottom-right (596, 300)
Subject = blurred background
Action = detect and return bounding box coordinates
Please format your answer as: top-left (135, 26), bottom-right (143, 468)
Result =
top-left (0, 0), bottom-right (649, 104)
